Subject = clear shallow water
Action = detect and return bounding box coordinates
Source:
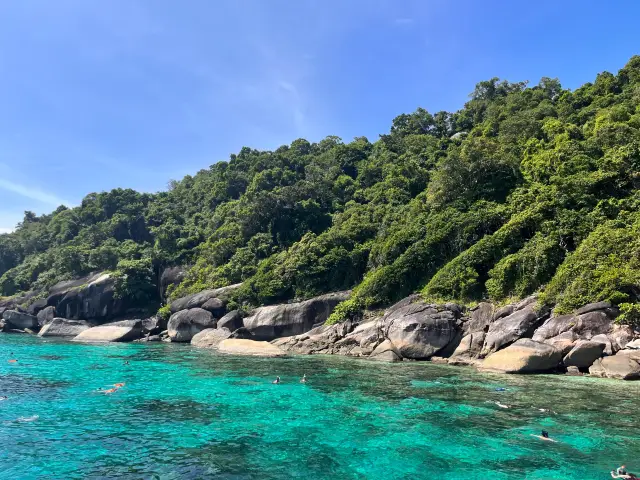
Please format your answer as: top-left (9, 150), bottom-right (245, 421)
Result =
top-left (1, 335), bottom-right (639, 480)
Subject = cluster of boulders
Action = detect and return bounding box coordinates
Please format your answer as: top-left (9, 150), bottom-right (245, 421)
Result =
top-left (271, 295), bottom-right (640, 380)
top-left (2, 269), bottom-right (639, 379)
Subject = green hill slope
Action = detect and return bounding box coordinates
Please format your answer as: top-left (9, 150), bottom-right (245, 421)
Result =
top-left (2, 56), bottom-right (640, 325)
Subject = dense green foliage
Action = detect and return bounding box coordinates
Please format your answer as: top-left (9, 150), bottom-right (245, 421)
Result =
top-left (2, 57), bottom-right (640, 321)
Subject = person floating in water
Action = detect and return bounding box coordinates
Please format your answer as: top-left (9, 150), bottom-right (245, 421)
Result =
top-left (611, 466), bottom-right (638, 479)
top-left (531, 430), bottom-right (557, 442)
top-left (113, 383), bottom-right (125, 388)
top-left (300, 374), bottom-right (307, 383)
top-left (0, 396), bottom-right (7, 401)
top-left (495, 401), bottom-right (509, 409)
top-left (123, 361), bottom-right (130, 365)
top-left (8, 359), bottom-right (17, 363)
top-left (272, 376), bottom-right (281, 384)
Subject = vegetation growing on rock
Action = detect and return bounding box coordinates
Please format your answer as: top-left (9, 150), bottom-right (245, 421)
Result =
top-left (1, 57), bottom-right (640, 321)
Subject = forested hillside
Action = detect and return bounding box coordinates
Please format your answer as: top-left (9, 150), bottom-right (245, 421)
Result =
top-left (2, 56), bottom-right (640, 325)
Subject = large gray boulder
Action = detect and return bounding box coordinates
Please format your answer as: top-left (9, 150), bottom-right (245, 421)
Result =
top-left (543, 331), bottom-right (577, 356)
top-left (380, 301), bottom-right (460, 359)
top-left (169, 284), bottom-right (241, 314)
top-left (273, 319), bottom-right (364, 356)
top-left (452, 332), bottom-right (486, 358)
top-left (2, 310), bottom-right (38, 330)
top-left (589, 355), bottom-right (640, 380)
top-left (465, 302), bottom-right (494, 333)
top-left (532, 314), bottom-right (576, 342)
top-left (73, 319), bottom-right (142, 342)
top-left (37, 306), bottom-right (56, 327)
top-left (167, 308), bottom-right (216, 342)
top-left (483, 306), bottom-right (544, 354)
top-left (159, 266), bottom-right (186, 299)
top-left (27, 298), bottom-right (48, 316)
top-left (39, 318), bottom-right (93, 337)
top-left (243, 292), bottom-right (350, 341)
top-left (481, 339), bottom-right (562, 373)
top-left (48, 273), bottom-right (122, 321)
top-left (562, 340), bottom-right (605, 368)
top-left (216, 310), bottom-right (243, 332)
top-left (190, 328), bottom-right (232, 348)
top-left (572, 310), bottom-right (613, 339)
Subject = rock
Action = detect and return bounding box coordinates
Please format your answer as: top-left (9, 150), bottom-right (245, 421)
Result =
top-left (136, 334), bottom-right (161, 342)
top-left (590, 334), bottom-right (615, 356)
top-left (228, 327), bottom-right (255, 340)
top-left (465, 302), bottom-right (494, 333)
top-left (543, 331), bottom-right (577, 356)
top-left (430, 356), bottom-right (448, 364)
top-left (190, 328), bottom-right (232, 348)
top-left (483, 306), bottom-right (544, 354)
top-left (532, 314), bottom-right (576, 342)
top-left (625, 339), bottom-right (640, 350)
top-left (141, 316), bottom-right (167, 335)
top-left (610, 325), bottom-right (634, 351)
top-left (381, 301), bottom-right (459, 359)
top-left (452, 332), bottom-right (486, 358)
top-left (493, 304), bottom-right (515, 321)
top-left (573, 311), bottom-right (613, 339)
top-left (274, 319), bottom-right (362, 355)
top-left (217, 339), bottom-right (286, 357)
top-left (575, 301), bottom-right (612, 315)
top-left (27, 298), bottom-right (48, 316)
top-left (167, 308), bottom-right (216, 342)
top-left (566, 366), bottom-right (582, 376)
top-left (159, 266), bottom-right (186, 299)
top-left (589, 355), bottom-right (640, 380)
top-left (200, 298), bottom-right (226, 317)
top-left (216, 310), bottom-right (244, 332)
top-left (2, 310), bottom-right (38, 330)
top-left (369, 339), bottom-right (402, 362)
top-left (37, 306), bottom-right (56, 327)
top-left (480, 339), bottom-right (562, 374)
top-left (169, 284), bottom-right (241, 313)
top-left (39, 318), bottom-right (93, 337)
top-left (563, 340), bottom-right (605, 368)
top-left (243, 292), bottom-right (350, 341)
top-left (48, 273), bottom-right (121, 321)
top-left (73, 319), bottom-right (142, 342)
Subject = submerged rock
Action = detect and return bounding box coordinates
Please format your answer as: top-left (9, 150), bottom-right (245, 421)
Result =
top-left (217, 339), bottom-right (286, 357)
top-left (481, 339), bottom-right (562, 373)
top-left (73, 319), bottom-right (142, 343)
top-left (39, 318), bottom-right (94, 337)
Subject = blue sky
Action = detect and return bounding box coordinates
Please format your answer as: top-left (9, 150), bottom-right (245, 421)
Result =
top-left (0, 0), bottom-right (639, 232)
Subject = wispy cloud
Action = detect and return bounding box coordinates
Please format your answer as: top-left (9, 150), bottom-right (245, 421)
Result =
top-left (0, 178), bottom-right (71, 208)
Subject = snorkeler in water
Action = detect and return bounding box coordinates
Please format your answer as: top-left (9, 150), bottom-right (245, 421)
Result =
top-left (272, 376), bottom-right (281, 384)
top-left (300, 374), bottom-right (307, 383)
top-left (531, 430), bottom-right (557, 443)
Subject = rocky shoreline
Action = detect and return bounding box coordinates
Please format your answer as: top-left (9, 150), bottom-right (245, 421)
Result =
top-left (2, 272), bottom-right (639, 380)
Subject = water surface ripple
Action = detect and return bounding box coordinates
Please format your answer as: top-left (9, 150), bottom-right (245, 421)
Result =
top-left (1, 335), bottom-right (638, 479)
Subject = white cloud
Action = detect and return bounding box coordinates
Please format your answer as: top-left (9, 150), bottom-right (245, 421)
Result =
top-left (0, 227), bottom-right (14, 234)
top-left (0, 178), bottom-right (71, 208)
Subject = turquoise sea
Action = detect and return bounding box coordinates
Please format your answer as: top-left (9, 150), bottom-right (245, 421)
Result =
top-left (1, 334), bottom-right (639, 479)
